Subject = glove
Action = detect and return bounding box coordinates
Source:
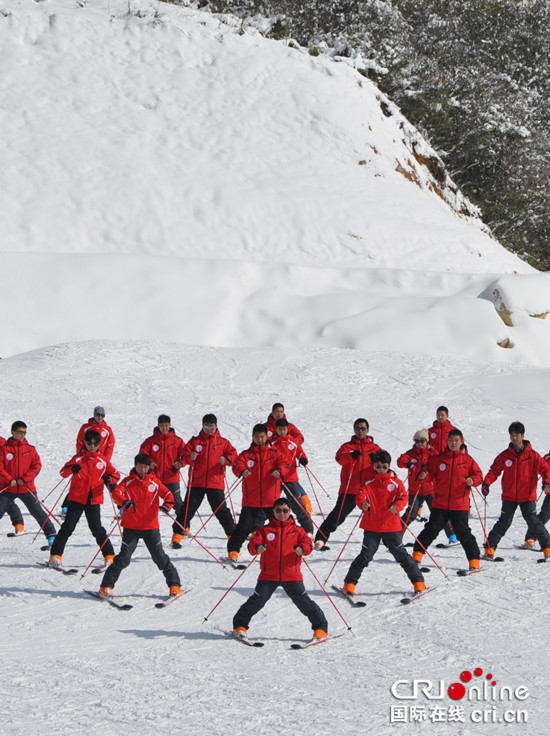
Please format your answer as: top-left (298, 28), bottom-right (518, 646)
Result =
top-left (102, 474), bottom-right (111, 486)
top-left (160, 504), bottom-right (171, 514)
top-left (481, 483), bottom-right (490, 497)
top-left (71, 463), bottom-right (82, 474)
top-left (121, 500), bottom-right (135, 512)
top-left (107, 483), bottom-right (116, 492)
top-left (294, 545), bottom-right (304, 556)
top-left (350, 450), bottom-right (361, 460)
top-left (298, 457), bottom-right (308, 466)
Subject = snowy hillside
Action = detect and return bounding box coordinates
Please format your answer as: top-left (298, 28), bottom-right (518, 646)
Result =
top-left (2, 0), bottom-right (550, 363)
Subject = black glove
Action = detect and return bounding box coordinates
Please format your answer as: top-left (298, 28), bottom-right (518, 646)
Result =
top-left (481, 483), bottom-right (490, 497)
top-left (160, 504), bottom-right (171, 514)
top-left (108, 483), bottom-right (116, 492)
top-left (121, 500), bottom-right (135, 512)
top-left (298, 457), bottom-right (308, 466)
top-left (350, 450), bottom-right (361, 460)
top-left (71, 464), bottom-right (82, 474)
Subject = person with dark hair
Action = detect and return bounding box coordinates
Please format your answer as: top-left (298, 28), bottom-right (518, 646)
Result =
top-left (233, 498), bottom-right (327, 641)
top-left (99, 453), bottom-right (180, 598)
top-left (0, 432), bottom-right (26, 534)
top-left (171, 414), bottom-right (237, 547)
top-left (342, 451), bottom-right (425, 596)
top-left (49, 429), bottom-right (120, 568)
top-left (227, 424), bottom-right (284, 563)
top-left (270, 418), bottom-right (313, 534)
top-left (140, 414), bottom-right (186, 513)
top-left (0, 422), bottom-right (56, 545)
top-left (428, 406), bottom-right (457, 455)
top-left (482, 423), bottom-right (550, 559)
top-left (413, 429), bottom-right (482, 571)
top-left (524, 444), bottom-right (550, 548)
top-left (314, 419), bottom-right (380, 550)
top-left (265, 403), bottom-right (304, 443)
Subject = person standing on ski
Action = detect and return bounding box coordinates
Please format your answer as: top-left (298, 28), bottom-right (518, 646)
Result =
top-left (428, 406), bottom-right (456, 455)
top-left (0, 431), bottom-right (26, 534)
top-left (482, 422), bottom-right (550, 560)
top-left (523, 447), bottom-right (550, 549)
top-left (99, 453), bottom-right (181, 598)
top-left (265, 403), bottom-right (304, 443)
top-left (227, 424), bottom-right (284, 563)
top-left (412, 429), bottom-right (482, 571)
top-left (343, 450), bottom-right (425, 596)
top-left (171, 413), bottom-right (237, 547)
top-left (233, 497), bottom-right (327, 641)
top-left (50, 429), bottom-right (120, 568)
top-left (140, 414), bottom-right (186, 514)
top-left (0, 421), bottom-right (56, 546)
top-left (314, 418), bottom-right (380, 550)
top-left (270, 418), bottom-right (313, 534)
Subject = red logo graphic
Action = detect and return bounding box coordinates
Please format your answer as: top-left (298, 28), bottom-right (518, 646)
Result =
top-left (448, 668), bottom-right (496, 700)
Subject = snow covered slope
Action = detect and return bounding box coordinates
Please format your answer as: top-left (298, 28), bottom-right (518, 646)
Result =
top-left (3, 0), bottom-right (550, 363)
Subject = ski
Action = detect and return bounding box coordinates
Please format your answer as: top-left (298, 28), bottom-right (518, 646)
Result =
top-left (314, 544), bottom-right (330, 552)
top-left (331, 585), bottom-right (367, 608)
top-left (536, 557), bottom-right (550, 564)
top-left (40, 545), bottom-right (53, 552)
top-left (436, 541), bottom-right (460, 548)
top-left (233, 632), bottom-right (264, 647)
top-left (291, 633), bottom-right (344, 650)
top-left (419, 566), bottom-right (431, 573)
top-left (400, 587), bottom-right (435, 605)
top-left (85, 589), bottom-right (133, 610)
top-left (37, 561), bottom-right (78, 576)
top-left (154, 589), bottom-right (191, 608)
top-left (226, 558), bottom-right (247, 570)
top-left (7, 531), bottom-right (30, 538)
top-left (516, 544), bottom-right (539, 552)
top-left (456, 567), bottom-right (484, 576)
top-left (91, 564), bottom-right (109, 575)
top-left (482, 555), bottom-right (505, 562)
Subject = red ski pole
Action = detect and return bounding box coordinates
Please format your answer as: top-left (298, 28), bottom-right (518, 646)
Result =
top-left (306, 466), bottom-right (332, 499)
top-left (281, 481), bottom-right (324, 536)
top-left (305, 467), bottom-right (325, 520)
top-left (203, 555), bottom-right (258, 622)
top-left (470, 487), bottom-right (490, 547)
top-left (169, 511), bottom-right (228, 570)
top-left (336, 461), bottom-right (356, 525)
top-left (32, 479), bottom-right (71, 541)
top-left (191, 477), bottom-right (243, 538)
top-left (80, 514), bottom-right (122, 579)
top-left (302, 557), bottom-right (353, 633)
top-left (323, 514), bottom-right (362, 585)
top-left (401, 520), bottom-right (450, 581)
top-left (41, 477), bottom-right (67, 504)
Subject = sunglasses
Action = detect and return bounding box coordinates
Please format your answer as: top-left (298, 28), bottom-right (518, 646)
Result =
top-left (274, 507), bottom-right (291, 514)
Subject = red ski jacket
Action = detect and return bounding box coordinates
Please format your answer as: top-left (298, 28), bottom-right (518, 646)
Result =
top-left (76, 418), bottom-right (116, 461)
top-left (397, 445), bottom-right (436, 496)
top-left (233, 443), bottom-right (283, 508)
top-left (428, 420), bottom-right (456, 455)
top-left (270, 435), bottom-right (307, 483)
top-left (111, 470), bottom-right (173, 530)
top-left (335, 435), bottom-right (381, 495)
top-left (182, 430), bottom-right (238, 490)
top-left (140, 428), bottom-right (186, 485)
top-left (60, 450), bottom-right (120, 505)
top-left (427, 449), bottom-right (482, 511)
top-left (248, 516), bottom-right (312, 581)
top-left (265, 414), bottom-right (304, 443)
top-left (356, 470), bottom-right (408, 533)
top-left (484, 441), bottom-right (550, 503)
top-left (0, 438), bottom-right (41, 494)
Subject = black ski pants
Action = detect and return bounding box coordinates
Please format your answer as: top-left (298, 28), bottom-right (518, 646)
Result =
top-left (0, 493), bottom-right (24, 527)
top-left (314, 493), bottom-right (357, 544)
top-left (227, 506), bottom-right (273, 554)
top-left (489, 500), bottom-right (550, 550)
top-left (345, 530), bottom-right (424, 585)
top-left (233, 579), bottom-right (327, 632)
top-left (282, 482), bottom-right (313, 534)
top-left (414, 508), bottom-right (480, 561)
top-left (101, 528), bottom-right (180, 589)
top-left (0, 491), bottom-right (55, 538)
top-left (174, 486), bottom-right (236, 536)
top-left (525, 495), bottom-right (550, 542)
top-left (50, 500), bottom-right (114, 557)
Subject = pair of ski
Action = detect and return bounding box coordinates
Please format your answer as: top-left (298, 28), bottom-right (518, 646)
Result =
top-left (233, 631), bottom-right (343, 649)
top-left (331, 584), bottom-right (433, 607)
top-left (84, 589), bottom-right (189, 610)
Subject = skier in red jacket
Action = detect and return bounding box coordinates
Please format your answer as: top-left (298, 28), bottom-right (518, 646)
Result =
top-left (413, 429), bottom-right (482, 570)
top-left (482, 422), bottom-right (550, 559)
top-left (99, 453), bottom-right (181, 598)
top-left (314, 418), bottom-right (380, 550)
top-left (233, 497), bottom-right (328, 641)
top-left (524, 448), bottom-right (550, 548)
top-left (49, 429), bottom-right (120, 567)
top-left (428, 406), bottom-right (457, 455)
top-left (265, 402), bottom-right (304, 443)
top-left (227, 424), bottom-right (284, 563)
top-left (343, 450), bottom-right (425, 596)
top-left (0, 432), bottom-right (26, 534)
top-left (0, 422), bottom-right (56, 545)
top-left (140, 414), bottom-right (186, 512)
top-left (171, 414), bottom-right (237, 547)
top-left (270, 418), bottom-right (313, 534)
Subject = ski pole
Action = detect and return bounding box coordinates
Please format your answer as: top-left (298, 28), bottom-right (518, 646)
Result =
top-left (203, 555), bottom-right (258, 622)
top-left (304, 467), bottom-right (325, 520)
top-left (168, 511), bottom-right (228, 570)
top-left (324, 514), bottom-right (362, 585)
top-left (80, 514), bottom-right (122, 579)
top-left (302, 557), bottom-right (353, 633)
top-left (401, 520), bottom-right (450, 581)
top-left (41, 477), bottom-right (67, 504)
top-left (108, 489), bottom-right (123, 537)
top-left (22, 484), bottom-right (62, 527)
top-left (191, 477), bottom-right (243, 538)
top-left (32, 479), bottom-right (71, 541)
top-left (180, 462), bottom-right (195, 529)
top-left (470, 486), bottom-right (490, 547)
top-left (401, 488), bottom-right (421, 534)
top-left (226, 475), bottom-right (237, 522)
top-left (336, 460), bottom-right (357, 525)
top-left (281, 481), bottom-right (323, 536)
top-left (306, 466), bottom-right (332, 499)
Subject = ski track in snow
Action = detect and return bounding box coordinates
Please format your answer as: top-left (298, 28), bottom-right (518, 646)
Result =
top-left (2, 342), bottom-right (549, 734)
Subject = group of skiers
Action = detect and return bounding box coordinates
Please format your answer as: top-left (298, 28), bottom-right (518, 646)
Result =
top-left (2, 402), bottom-right (550, 644)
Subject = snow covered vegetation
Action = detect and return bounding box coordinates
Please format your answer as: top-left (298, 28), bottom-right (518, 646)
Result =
top-left (1, 1), bottom-right (550, 734)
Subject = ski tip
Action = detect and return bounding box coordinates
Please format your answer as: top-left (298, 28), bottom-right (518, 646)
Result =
top-left (400, 597), bottom-right (413, 604)
top-left (419, 566), bottom-right (431, 573)
top-left (537, 558), bottom-right (548, 563)
top-left (290, 643), bottom-right (303, 649)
